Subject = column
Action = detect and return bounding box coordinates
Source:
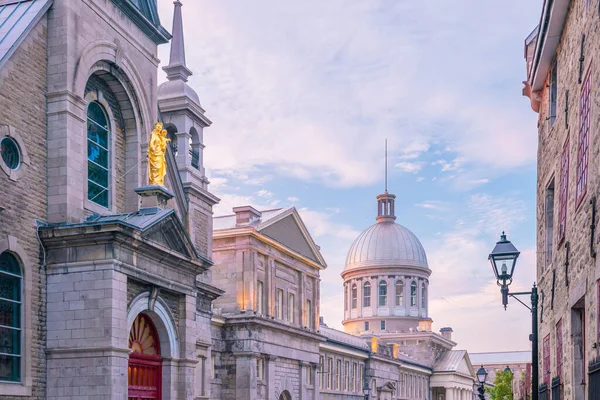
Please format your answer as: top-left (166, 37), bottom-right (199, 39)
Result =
top-left (299, 361), bottom-right (307, 400)
top-left (445, 387), bottom-right (454, 400)
top-left (267, 355), bottom-right (278, 400)
top-left (235, 354), bottom-right (257, 400)
top-left (312, 362), bottom-right (320, 400)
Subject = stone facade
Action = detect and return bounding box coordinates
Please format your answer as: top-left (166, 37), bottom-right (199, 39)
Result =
top-left (523, 1), bottom-right (600, 399)
top-left (0, 12), bottom-right (48, 399)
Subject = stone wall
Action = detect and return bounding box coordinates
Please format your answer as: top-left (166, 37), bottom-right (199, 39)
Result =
top-left (534, 1), bottom-right (600, 398)
top-left (0, 17), bottom-right (47, 400)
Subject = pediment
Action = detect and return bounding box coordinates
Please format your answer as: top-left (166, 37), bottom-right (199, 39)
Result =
top-left (141, 212), bottom-right (194, 258)
top-left (378, 382), bottom-right (396, 392)
top-left (257, 209), bottom-right (326, 267)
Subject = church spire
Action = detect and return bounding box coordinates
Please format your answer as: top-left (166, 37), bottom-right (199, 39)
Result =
top-left (163, 0), bottom-right (193, 82)
top-left (377, 139), bottom-right (396, 223)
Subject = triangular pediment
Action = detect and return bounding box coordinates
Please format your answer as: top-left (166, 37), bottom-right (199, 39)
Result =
top-left (257, 209), bottom-right (327, 267)
top-left (141, 212), bottom-right (194, 258)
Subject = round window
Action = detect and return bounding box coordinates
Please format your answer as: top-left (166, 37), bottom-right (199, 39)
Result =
top-left (0, 137), bottom-right (21, 170)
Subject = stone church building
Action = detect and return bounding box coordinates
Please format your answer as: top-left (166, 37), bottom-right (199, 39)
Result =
top-left (0, 0), bottom-right (476, 399)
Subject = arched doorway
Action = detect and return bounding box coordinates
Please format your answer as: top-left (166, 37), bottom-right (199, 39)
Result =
top-left (279, 390), bottom-right (292, 400)
top-left (128, 313), bottom-right (162, 400)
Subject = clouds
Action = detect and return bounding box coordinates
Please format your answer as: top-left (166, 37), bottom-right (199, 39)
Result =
top-left (156, 0), bottom-right (540, 352)
top-left (157, 0), bottom-right (539, 188)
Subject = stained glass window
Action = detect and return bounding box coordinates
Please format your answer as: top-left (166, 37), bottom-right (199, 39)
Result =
top-left (87, 102), bottom-right (110, 208)
top-left (0, 137), bottom-right (20, 170)
top-left (0, 252), bottom-right (21, 382)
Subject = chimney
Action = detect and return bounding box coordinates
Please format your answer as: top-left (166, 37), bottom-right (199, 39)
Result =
top-left (440, 327), bottom-right (453, 340)
top-left (233, 206), bottom-right (262, 226)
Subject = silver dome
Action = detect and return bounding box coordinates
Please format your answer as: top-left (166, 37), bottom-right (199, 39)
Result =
top-left (345, 221), bottom-right (429, 270)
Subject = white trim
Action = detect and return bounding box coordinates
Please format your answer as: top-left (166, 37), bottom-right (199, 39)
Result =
top-left (127, 292), bottom-right (180, 359)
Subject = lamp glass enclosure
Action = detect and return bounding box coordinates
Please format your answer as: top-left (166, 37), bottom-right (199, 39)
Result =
top-left (476, 366), bottom-right (488, 384)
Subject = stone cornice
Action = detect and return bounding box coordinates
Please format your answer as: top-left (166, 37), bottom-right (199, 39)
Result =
top-left (39, 222), bottom-right (210, 277)
top-left (220, 313), bottom-right (327, 342)
top-left (108, 0), bottom-right (171, 44)
top-left (213, 229), bottom-right (325, 271)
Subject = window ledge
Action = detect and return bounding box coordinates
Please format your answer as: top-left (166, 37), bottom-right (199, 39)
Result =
top-left (0, 382), bottom-right (32, 397)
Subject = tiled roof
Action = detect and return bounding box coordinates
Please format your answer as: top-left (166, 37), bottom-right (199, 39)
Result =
top-left (433, 350), bottom-right (467, 372)
top-left (0, 0), bottom-right (51, 67)
top-left (469, 351), bottom-right (531, 365)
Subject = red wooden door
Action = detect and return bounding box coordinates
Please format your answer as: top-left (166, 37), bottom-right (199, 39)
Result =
top-left (128, 314), bottom-right (162, 400)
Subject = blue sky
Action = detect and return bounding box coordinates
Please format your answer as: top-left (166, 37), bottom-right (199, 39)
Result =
top-left (157, 1), bottom-right (541, 353)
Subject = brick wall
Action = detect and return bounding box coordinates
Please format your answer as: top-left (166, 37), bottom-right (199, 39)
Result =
top-left (0, 18), bottom-right (47, 400)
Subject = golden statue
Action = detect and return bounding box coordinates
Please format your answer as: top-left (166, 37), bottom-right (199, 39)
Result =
top-left (148, 122), bottom-right (170, 186)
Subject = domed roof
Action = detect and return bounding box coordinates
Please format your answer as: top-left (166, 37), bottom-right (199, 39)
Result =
top-left (345, 221), bottom-right (428, 271)
top-left (158, 80), bottom-right (200, 106)
top-left (344, 191), bottom-right (428, 271)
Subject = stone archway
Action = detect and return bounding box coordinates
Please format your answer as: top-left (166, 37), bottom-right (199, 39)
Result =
top-left (128, 313), bottom-right (162, 400)
top-left (279, 390), bottom-right (292, 400)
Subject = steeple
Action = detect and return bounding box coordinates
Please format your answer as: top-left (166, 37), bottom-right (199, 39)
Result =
top-left (377, 139), bottom-right (396, 223)
top-left (163, 0), bottom-right (192, 82)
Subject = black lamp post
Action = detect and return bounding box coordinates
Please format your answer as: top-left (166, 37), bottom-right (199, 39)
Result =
top-left (476, 365), bottom-right (488, 400)
top-left (488, 232), bottom-right (538, 400)
top-left (362, 382), bottom-right (370, 400)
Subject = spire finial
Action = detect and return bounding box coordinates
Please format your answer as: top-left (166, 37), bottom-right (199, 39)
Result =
top-left (163, 0), bottom-right (193, 82)
top-left (385, 138), bottom-right (388, 193)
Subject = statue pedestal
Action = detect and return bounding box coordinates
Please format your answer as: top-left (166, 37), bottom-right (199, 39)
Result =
top-left (135, 185), bottom-right (175, 210)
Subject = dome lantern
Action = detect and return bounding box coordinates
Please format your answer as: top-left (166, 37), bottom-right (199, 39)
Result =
top-left (376, 191), bottom-right (396, 223)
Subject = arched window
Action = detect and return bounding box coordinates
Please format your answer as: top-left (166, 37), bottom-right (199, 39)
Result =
top-left (363, 282), bottom-right (371, 307)
top-left (395, 280), bottom-right (404, 306)
top-left (421, 283), bottom-right (426, 308)
top-left (87, 102), bottom-right (110, 208)
top-left (378, 281), bottom-right (387, 307)
top-left (344, 285), bottom-right (348, 311)
top-left (410, 281), bottom-right (417, 306)
top-left (0, 252), bottom-right (22, 382)
top-left (351, 284), bottom-right (357, 309)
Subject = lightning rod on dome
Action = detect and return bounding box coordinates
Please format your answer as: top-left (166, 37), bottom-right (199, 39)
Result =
top-left (385, 138), bottom-right (388, 193)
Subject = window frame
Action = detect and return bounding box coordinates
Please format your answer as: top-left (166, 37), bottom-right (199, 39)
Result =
top-left (545, 179), bottom-right (555, 268)
top-left (288, 292), bottom-right (295, 323)
top-left (86, 101), bottom-right (111, 209)
top-left (395, 280), bottom-right (404, 306)
top-left (543, 334), bottom-right (551, 386)
top-left (364, 321), bottom-right (369, 331)
top-left (363, 281), bottom-right (371, 307)
top-left (378, 280), bottom-right (387, 307)
top-left (380, 320), bottom-right (386, 330)
top-left (351, 284), bottom-right (357, 309)
top-left (576, 68), bottom-right (591, 206)
top-left (421, 283), bottom-right (426, 308)
top-left (558, 138), bottom-right (570, 244)
top-left (256, 281), bottom-right (264, 314)
top-left (276, 288), bottom-right (284, 319)
top-left (0, 238), bottom-right (32, 396)
top-left (549, 60), bottom-right (558, 128)
top-left (410, 281), bottom-right (417, 307)
top-left (0, 252), bottom-right (22, 383)
top-left (257, 357), bottom-right (264, 381)
top-left (556, 319), bottom-right (563, 379)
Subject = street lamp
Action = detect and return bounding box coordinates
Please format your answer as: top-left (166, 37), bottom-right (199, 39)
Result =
top-left (476, 365), bottom-right (487, 400)
top-left (362, 382), bottom-right (370, 400)
top-left (488, 232), bottom-right (538, 400)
